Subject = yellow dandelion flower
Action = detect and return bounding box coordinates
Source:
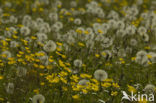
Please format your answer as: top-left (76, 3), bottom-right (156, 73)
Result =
top-left (131, 57), bottom-right (136, 61)
top-left (0, 76), bottom-right (3, 80)
top-left (72, 94), bottom-right (80, 99)
top-left (0, 98), bottom-right (4, 101)
top-left (31, 36), bottom-right (37, 40)
top-left (128, 85), bottom-right (137, 93)
top-left (147, 54), bottom-right (152, 59)
top-left (95, 54), bottom-right (100, 58)
top-left (112, 83), bottom-right (120, 88)
top-left (33, 89), bottom-right (39, 94)
top-left (39, 65), bottom-right (45, 69)
top-left (102, 82), bottom-right (111, 88)
top-left (111, 91), bottom-right (118, 96)
top-left (78, 42), bottom-right (85, 47)
top-left (40, 82), bottom-right (45, 86)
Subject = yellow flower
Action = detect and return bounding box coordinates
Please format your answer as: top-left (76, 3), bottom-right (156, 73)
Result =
top-left (35, 52), bottom-right (45, 56)
top-left (60, 77), bottom-right (67, 84)
top-left (6, 38), bottom-right (11, 41)
top-left (101, 52), bottom-right (106, 56)
top-left (33, 63), bottom-right (39, 68)
top-left (0, 63), bottom-right (4, 67)
top-left (65, 62), bottom-right (71, 66)
top-left (40, 82), bottom-right (45, 86)
top-left (82, 89), bottom-right (88, 94)
top-left (119, 58), bottom-right (125, 64)
top-left (0, 98), bottom-right (4, 101)
top-left (18, 58), bottom-right (24, 62)
top-left (57, 5), bottom-right (62, 8)
top-left (64, 67), bottom-right (71, 73)
top-left (0, 76), bottom-right (3, 80)
top-left (128, 85), bottom-right (137, 93)
top-left (39, 8), bottom-right (44, 12)
top-left (61, 54), bottom-right (66, 59)
top-left (31, 36), bottom-right (37, 40)
top-left (112, 83), bottom-right (120, 88)
top-left (144, 46), bottom-right (150, 50)
top-left (32, 8), bottom-right (37, 12)
top-left (17, 54), bottom-right (22, 57)
top-left (8, 60), bottom-right (16, 65)
top-left (46, 65), bottom-right (53, 69)
top-left (111, 91), bottom-right (118, 96)
top-left (80, 74), bottom-right (92, 79)
top-left (60, 71), bottom-right (68, 77)
top-left (40, 73), bottom-right (44, 76)
top-left (105, 62), bottom-right (112, 66)
top-left (98, 29), bottom-right (103, 34)
top-left (65, 12), bottom-right (72, 16)
top-left (33, 89), bottom-right (39, 94)
top-left (35, 59), bottom-right (40, 62)
top-left (121, 60), bottom-right (125, 64)
top-left (91, 79), bottom-right (99, 84)
top-left (56, 42), bottom-right (63, 46)
top-left (17, 24), bottom-right (24, 28)
top-left (102, 82), bottom-right (111, 88)
top-left (131, 57), bottom-right (136, 61)
top-left (84, 30), bottom-right (89, 35)
top-left (95, 54), bottom-right (100, 58)
top-left (92, 84), bottom-right (99, 91)
top-left (13, 35), bottom-right (18, 39)
top-left (5, 27), bottom-right (10, 31)
top-left (148, 61), bottom-right (152, 65)
top-left (70, 75), bottom-right (79, 82)
top-left (59, 60), bottom-right (66, 67)
top-left (78, 42), bottom-right (85, 47)
top-left (39, 65), bottom-right (45, 69)
top-left (22, 62), bottom-right (27, 65)
top-left (82, 64), bottom-right (86, 67)
top-left (56, 47), bottom-right (62, 51)
top-left (19, 51), bottom-right (24, 55)
top-left (49, 58), bottom-right (54, 62)
top-left (3, 13), bottom-right (10, 17)
top-left (76, 29), bottom-right (83, 34)
top-left (69, 17), bottom-right (74, 22)
top-left (72, 94), bottom-right (80, 99)
top-left (147, 54), bottom-right (152, 59)
top-left (59, 15), bottom-right (64, 19)
top-left (119, 58), bottom-right (123, 61)
top-left (96, 18), bottom-right (102, 23)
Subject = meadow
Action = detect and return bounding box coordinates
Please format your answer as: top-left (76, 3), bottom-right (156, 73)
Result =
top-left (0, 0), bottom-right (156, 103)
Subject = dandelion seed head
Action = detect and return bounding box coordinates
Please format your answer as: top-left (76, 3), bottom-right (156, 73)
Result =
top-left (32, 94), bottom-right (45, 103)
top-left (43, 40), bottom-right (57, 52)
top-left (6, 83), bottom-right (14, 94)
top-left (144, 84), bottom-right (155, 93)
top-left (74, 59), bottom-right (82, 67)
top-left (94, 70), bottom-right (108, 81)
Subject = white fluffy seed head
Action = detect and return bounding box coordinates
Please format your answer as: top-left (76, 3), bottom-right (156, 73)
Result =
top-left (32, 94), bottom-right (45, 103)
top-left (94, 70), bottom-right (108, 81)
top-left (20, 26), bottom-right (30, 36)
top-left (73, 59), bottom-right (83, 67)
top-left (6, 83), bottom-right (14, 94)
top-left (144, 84), bottom-right (155, 93)
top-left (43, 40), bottom-right (57, 52)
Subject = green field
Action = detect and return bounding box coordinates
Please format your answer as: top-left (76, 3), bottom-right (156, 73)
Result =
top-left (0, 0), bottom-right (156, 103)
